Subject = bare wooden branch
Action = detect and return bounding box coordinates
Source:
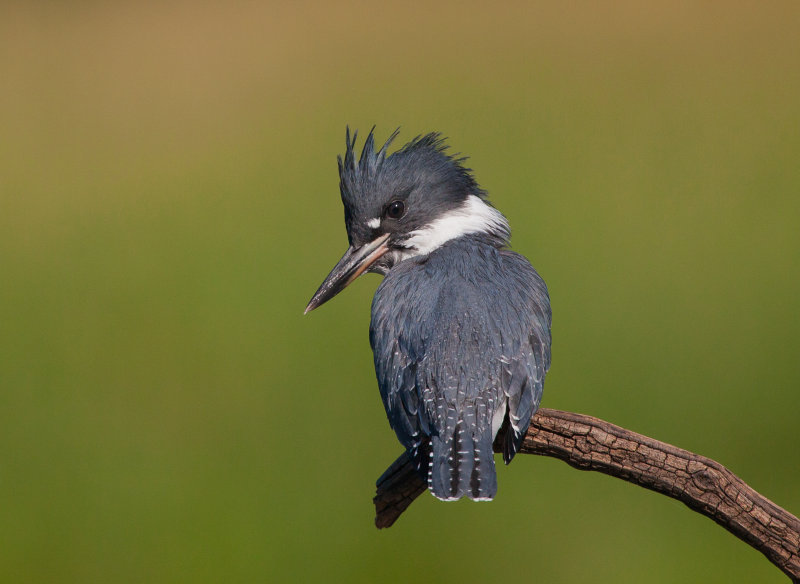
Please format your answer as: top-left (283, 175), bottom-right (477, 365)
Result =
top-left (374, 408), bottom-right (800, 582)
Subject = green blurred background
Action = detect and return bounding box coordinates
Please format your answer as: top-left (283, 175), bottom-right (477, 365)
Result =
top-left (1, 2), bottom-right (798, 582)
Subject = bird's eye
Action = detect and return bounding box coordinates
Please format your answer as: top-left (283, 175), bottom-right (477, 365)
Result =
top-left (387, 200), bottom-right (405, 220)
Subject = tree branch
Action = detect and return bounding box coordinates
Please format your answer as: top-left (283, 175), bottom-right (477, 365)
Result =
top-left (373, 408), bottom-right (800, 582)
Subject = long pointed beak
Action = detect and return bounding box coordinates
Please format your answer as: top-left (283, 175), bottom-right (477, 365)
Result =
top-left (304, 233), bottom-right (390, 314)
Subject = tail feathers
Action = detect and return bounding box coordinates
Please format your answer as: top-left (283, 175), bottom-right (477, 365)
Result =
top-left (428, 422), bottom-right (497, 501)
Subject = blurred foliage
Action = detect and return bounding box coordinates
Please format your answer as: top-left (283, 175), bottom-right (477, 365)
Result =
top-left (1, 1), bottom-right (798, 582)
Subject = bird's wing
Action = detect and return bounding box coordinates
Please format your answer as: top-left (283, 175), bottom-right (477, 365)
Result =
top-left (370, 271), bottom-right (427, 470)
top-left (494, 250), bottom-right (551, 463)
top-left (371, 335), bottom-right (422, 448)
top-left (495, 252), bottom-right (552, 464)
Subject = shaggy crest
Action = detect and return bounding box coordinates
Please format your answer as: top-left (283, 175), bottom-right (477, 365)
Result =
top-left (337, 127), bottom-right (487, 208)
top-left (337, 126), bottom-right (399, 183)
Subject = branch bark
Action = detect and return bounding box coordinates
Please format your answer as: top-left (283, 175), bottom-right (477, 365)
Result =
top-left (374, 408), bottom-right (800, 582)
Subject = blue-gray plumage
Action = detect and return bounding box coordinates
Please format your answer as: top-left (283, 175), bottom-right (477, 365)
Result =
top-left (306, 128), bottom-right (551, 501)
top-left (371, 235), bottom-right (550, 499)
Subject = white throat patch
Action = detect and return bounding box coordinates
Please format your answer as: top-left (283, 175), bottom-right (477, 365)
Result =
top-left (402, 195), bottom-right (510, 257)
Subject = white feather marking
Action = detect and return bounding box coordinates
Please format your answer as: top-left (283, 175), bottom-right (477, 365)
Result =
top-left (366, 217), bottom-right (381, 229)
top-left (491, 401), bottom-right (507, 438)
top-left (402, 195), bottom-right (510, 256)
top-left (432, 493), bottom-right (461, 502)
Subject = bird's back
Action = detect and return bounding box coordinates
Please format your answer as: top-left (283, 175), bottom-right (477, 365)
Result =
top-left (370, 235), bottom-right (551, 501)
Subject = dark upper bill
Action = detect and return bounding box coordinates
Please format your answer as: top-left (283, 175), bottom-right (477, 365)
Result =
top-left (304, 233), bottom-right (390, 314)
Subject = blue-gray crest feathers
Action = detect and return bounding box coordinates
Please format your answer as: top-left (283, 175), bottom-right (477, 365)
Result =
top-left (337, 127), bottom-right (487, 208)
top-left (337, 127), bottom-right (399, 205)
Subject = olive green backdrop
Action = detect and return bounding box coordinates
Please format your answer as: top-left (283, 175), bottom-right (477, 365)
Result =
top-left (1, 2), bottom-right (798, 582)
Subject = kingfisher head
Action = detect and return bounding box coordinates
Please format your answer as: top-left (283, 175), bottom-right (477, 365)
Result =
top-left (305, 128), bottom-right (510, 314)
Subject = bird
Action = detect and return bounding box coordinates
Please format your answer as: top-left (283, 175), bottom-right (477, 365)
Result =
top-left (305, 128), bottom-right (551, 501)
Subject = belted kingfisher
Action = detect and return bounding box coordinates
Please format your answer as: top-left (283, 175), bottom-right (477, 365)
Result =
top-left (305, 129), bottom-right (551, 501)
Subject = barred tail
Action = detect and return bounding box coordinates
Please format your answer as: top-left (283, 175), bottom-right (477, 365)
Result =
top-left (428, 421), bottom-right (497, 501)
